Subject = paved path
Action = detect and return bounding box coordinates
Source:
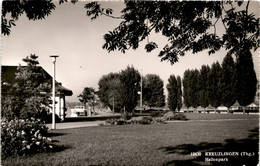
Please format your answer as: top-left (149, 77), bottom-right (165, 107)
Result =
top-left (46, 121), bottom-right (104, 130)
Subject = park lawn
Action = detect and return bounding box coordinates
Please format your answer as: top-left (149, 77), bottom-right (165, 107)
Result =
top-left (184, 113), bottom-right (259, 120)
top-left (2, 115), bottom-right (259, 166)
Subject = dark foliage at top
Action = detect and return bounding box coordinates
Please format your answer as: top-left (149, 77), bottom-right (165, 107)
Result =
top-left (1, 0), bottom-right (77, 35)
top-left (85, 1), bottom-right (259, 64)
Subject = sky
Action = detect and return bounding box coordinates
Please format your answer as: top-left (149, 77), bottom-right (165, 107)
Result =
top-left (2, 1), bottom-right (259, 102)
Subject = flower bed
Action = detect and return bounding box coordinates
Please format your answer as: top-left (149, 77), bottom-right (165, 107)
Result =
top-left (99, 112), bottom-right (187, 126)
top-left (1, 118), bottom-right (52, 158)
top-left (99, 116), bottom-right (167, 126)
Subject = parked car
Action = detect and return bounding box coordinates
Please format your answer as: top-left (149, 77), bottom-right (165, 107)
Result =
top-left (70, 106), bottom-right (87, 117)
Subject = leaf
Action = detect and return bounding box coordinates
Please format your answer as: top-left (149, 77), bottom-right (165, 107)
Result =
top-left (237, 1), bottom-right (243, 6)
top-left (145, 42), bottom-right (158, 52)
top-left (105, 8), bottom-right (113, 15)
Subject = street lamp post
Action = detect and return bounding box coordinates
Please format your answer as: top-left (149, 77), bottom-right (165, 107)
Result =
top-left (140, 74), bottom-right (143, 114)
top-left (50, 55), bottom-right (59, 129)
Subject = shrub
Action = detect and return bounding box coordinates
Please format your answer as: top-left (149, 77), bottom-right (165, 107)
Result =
top-left (104, 119), bottom-right (126, 125)
top-left (127, 117), bottom-right (143, 124)
top-left (104, 119), bottom-right (117, 125)
top-left (173, 113), bottom-right (187, 120)
top-left (163, 111), bottom-right (188, 121)
top-left (154, 117), bottom-right (166, 124)
top-left (127, 116), bottom-right (153, 125)
top-left (163, 111), bottom-right (174, 120)
top-left (1, 118), bottom-right (52, 158)
top-left (121, 113), bottom-right (133, 120)
top-left (138, 116), bottom-right (153, 125)
top-left (101, 116), bottom-right (166, 126)
top-left (115, 119), bottom-right (126, 125)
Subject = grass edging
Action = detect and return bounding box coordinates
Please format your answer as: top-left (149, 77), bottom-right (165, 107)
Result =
top-left (64, 115), bottom-right (121, 122)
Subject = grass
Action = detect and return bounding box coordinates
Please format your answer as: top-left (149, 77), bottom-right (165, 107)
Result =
top-left (2, 114), bottom-right (259, 166)
top-left (183, 113), bottom-right (259, 120)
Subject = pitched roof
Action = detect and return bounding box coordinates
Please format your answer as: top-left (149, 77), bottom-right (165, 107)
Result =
top-left (1, 65), bottom-right (73, 96)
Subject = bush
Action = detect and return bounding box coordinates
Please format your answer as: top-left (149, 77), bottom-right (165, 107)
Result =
top-left (127, 116), bottom-right (153, 125)
top-left (104, 119), bottom-right (126, 126)
top-left (163, 111), bottom-right (174, 120)
top-left (135, 116), bottom-right (152, 125)
top-left (154, 117), bottom-right (166, 124)
top-left (100, 116), bottom-right (166, 126)
top-left (163, 111), bottom-right (188, 121)
top-left (173, 113), bottom-right (187, 120)
top-left (121, 113), bottom-right (133, 120)
top-left (1, 118), bottom-right (52, 158)
top-left (127, 117), bottom-right (143, 124)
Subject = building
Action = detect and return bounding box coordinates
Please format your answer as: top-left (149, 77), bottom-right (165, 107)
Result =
top-left (1, 65), bottom-right (73, 120)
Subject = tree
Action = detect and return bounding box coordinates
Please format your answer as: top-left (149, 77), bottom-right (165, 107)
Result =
top-left (2, 0), bottom-right (78, 36)
top-left (198, 65), bottom-right (210, 112)
top-left (143, 74), bottom-right (165, 108)
top-left (183, 70), bottom-right (191, 110)
top-left (120, 66), bottom-right (140, 114)
top-left (78, 87), bottom-right (96, 115)
top-left (220, 53), bottom-right (236, 113)
top-left (1, 54), bottom-right (51, 120)
top-left (98, 67), bottom-right (141, 114)
top-left (98, 73), bottom-right (123, 113)
top-left (176, 76), bottom-right (182, 111)
top-left (88, 91), bottom-right (100, 115)
top-left (167, 75), bottom-right (177, 111)
top-left (207, 62), bottom-right (222, 112)
top-left (85, 1), bottom-right (259, 64)
top-left (189, 69), bottom-right (200, 111)
top-left (235, 49), bottom-right (257, 114)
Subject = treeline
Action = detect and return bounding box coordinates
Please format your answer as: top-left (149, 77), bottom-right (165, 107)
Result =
top-left (169, 50), bottom-right (257, 113)
top-left (95, 50), bottom-right (257, 114)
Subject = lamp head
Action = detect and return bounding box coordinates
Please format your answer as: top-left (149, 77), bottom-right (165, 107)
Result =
top-left (50, 55), bottom-right (59, 62)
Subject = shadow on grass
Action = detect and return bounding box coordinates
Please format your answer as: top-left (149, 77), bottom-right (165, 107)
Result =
top-left (45, 132), bottom-right (67, 138)
top-left (160, 127), bottom-right (259, 166)
top-left (46, 132), bottom-right (71, 153)
top-left (48, 143), bottom-right (71, 153)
